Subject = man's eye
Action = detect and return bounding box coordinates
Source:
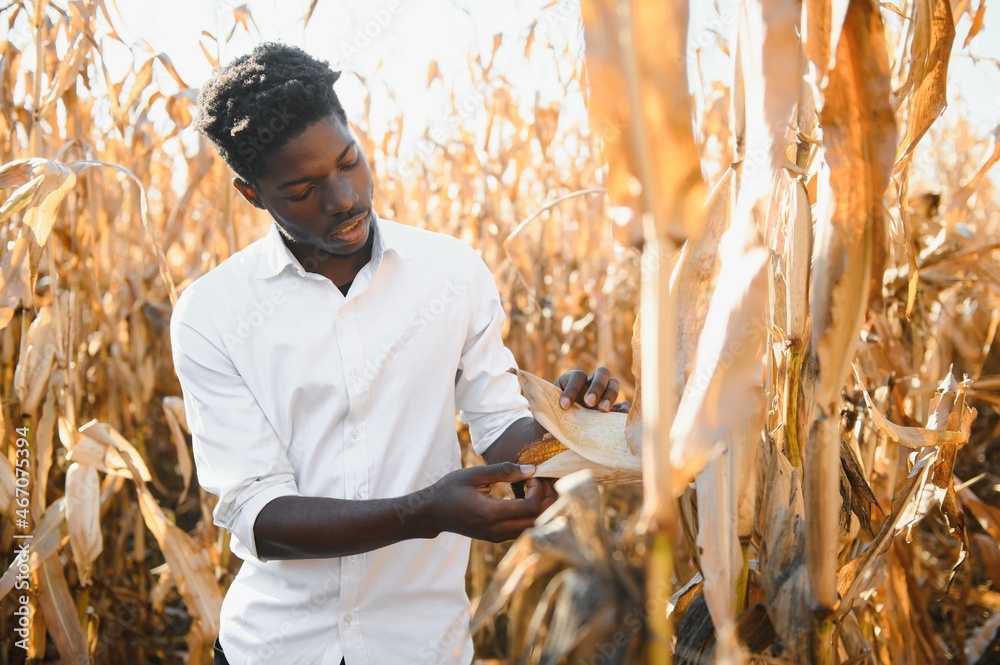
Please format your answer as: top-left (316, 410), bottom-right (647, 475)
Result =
top-left (341, 150), bottom-right (360, 171)
top-left (287, 188), bottom-right (313, 201)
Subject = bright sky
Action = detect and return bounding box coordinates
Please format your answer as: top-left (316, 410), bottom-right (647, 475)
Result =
top-left (107, 0), bottom-right (590, 147)
top-left (52, 0), bottom-right (1000, 171)
top-left (109, 0), bottom-right (1000, 118)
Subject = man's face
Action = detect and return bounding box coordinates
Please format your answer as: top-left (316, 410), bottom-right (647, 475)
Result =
top-left (237, 114), bottom-right (374, 258)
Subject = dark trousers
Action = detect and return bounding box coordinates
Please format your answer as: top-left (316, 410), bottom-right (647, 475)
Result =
top-left (214, 639), bottom-right (345, 665)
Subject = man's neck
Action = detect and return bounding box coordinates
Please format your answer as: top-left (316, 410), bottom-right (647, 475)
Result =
top-left (287, 232), bottom-right (375, 289)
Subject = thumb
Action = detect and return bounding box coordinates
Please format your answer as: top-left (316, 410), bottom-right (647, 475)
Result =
top-left (473, 461), bottom-right (536, 485)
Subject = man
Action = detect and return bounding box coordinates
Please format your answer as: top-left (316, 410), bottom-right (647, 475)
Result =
top-left (171, 42), bottom-right (621, 665)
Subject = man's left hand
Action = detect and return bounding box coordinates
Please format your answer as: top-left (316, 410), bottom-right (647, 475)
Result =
top-left (554, 366), bottom-right (625, 412)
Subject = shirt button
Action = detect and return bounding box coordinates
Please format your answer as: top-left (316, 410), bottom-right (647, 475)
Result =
top-left (350, 429), bottom-right (359, 439)
top-left (344, 614), bottom-right (352, 625)
top-left (350, 369), bottom-right (360, 380)
top-left (339, 308), bottom-right (348, 318)
top-left (353, 491), bottom-right (362, 500)
top-left (350, 555), bottom-right (359, 564)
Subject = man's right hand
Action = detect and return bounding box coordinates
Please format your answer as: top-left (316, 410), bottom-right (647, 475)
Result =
top-left (427, 462), bottom-right (554, 542)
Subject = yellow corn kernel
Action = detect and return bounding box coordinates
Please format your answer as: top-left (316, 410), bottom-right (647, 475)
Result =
top-left (515, 434), bottom-right (568, 466)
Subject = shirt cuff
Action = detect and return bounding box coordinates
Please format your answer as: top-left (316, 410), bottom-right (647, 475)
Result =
top-left (470, 404), bottom-right (532, 456)
top-left (228, 479), bottom-right (299, 561)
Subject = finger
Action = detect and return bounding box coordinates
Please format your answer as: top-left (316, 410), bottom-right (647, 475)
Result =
top-left (524, 478), bottom-right (559, 515)
top-left (471, 462), bottom-right (535, 485)
top-left (488, 495), bottom-right (546, 521)
top-left (523, 477), bottom-right (548, 503)
top-left (610, 400), bottom-right (632, 413)
top-left (558, 371), bottom-right (587, 409)
top-left (543, 479), bottom-right (559, 504)
top-left (488, 518), bottom-right (539, 541)
top-left (538, 492), bottom-right (558, 512)
top-left (597, 377), bottom-right (620, 411)
top-left (583, 366), bottom-right (611, 408)
top-left (553, 369), bottom-right (575, 390)
top-left (526, 476), bottom-right (557, 497)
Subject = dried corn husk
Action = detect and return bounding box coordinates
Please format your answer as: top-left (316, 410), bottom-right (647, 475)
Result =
top-left (515, 369), bottom-right (641, 482)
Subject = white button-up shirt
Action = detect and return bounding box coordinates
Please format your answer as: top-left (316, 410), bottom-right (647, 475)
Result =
top-left (169, 214), bottom-right (530, 665)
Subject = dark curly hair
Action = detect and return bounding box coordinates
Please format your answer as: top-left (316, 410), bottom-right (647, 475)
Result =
top-left (194, 42), bottom-right (348, 183)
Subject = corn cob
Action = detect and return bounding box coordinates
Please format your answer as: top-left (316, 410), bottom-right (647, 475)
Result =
top-left (515, 432), bottom-right (568, 466)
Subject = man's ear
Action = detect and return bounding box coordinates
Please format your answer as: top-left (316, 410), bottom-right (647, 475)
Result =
top-left (233, 177), bottom-right (266, 210)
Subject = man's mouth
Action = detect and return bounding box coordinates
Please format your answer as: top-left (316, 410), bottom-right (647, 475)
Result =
top-left (330, 211), bottom-right (369, 241)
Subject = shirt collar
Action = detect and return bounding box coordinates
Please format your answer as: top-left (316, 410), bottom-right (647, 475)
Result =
top-left (253, 211), bottom-right (409, 280)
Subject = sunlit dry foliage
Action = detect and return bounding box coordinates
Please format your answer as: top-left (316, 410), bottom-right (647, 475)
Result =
top-left (482, 0), bottom-right (1000, 664)
top-left (1, 0), bottom-right (999, 664)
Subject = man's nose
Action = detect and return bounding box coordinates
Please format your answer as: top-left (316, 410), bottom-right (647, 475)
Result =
top-left (321, 176), bottom-right (359, 217)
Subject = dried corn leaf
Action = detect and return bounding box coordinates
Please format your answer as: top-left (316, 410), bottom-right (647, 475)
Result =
top-left (163, 396), bottom-right (194, 499)
top-left (0, 498), bottom-right (68, 600)
top-left (855, 367), bottom-right (967, 448)
top-left (669, 245), bottom-right (768, 488)
top-left (474, 471), bottom-right (640, 662)
top-left (579, 0), bottom-right (704, 241)
top-left (784, 175), bottom-right (813, 344)
top-left (733, 0), bottom-right (800, 213)
top-left (625, 311), bottom-right (641, 456)
top-left (694, 382), bottom-right (764, 651)
top-left (536, 568), bottom-right (624, 663)
top-left (0, 236), bottom-right (32, 331)
top-left (0, 472), bottom-right (123, 603)
top-left (962, 0), bottom-right (987, 47)
top-left (581, 0), bottom-right (703, 542)
top-left (812, 0), bottom-right (897, 413)
top-left (137, 490), bottom-right (221, 642)
top-left (36, 32), bottom-right (89, 115)
top-left (760, 438), bottom-right (811, 660)
top-left (471, 539), bottom-right (560, 632)
top-left (895, 0), bottom-right (955, 164)
top-left (74, 420), bottom-right (153, 482)
top-left (837, 371), bottom-right (976, 613)
top-left (149, 565), bottom-right (176, 610)
top-left (70, 159), bottom-right (178, 306)
top-left (0, 165), bottom-right (43, 226)
top-left (12, 306), bottom-right (56, 417)
top-left (808, 0), bottom-right (897, 612)
top-left (3, 159), bottom-right (77, 246)
top-left (64, 462), bottom-right (103, 586)
top-left (694, 446), bottom-right (741, 655)
top-left (945, 126), bottom-right (1000, 228)
top-left (802, 0), bottom-right (851, 84)
top-left (25, 593), bottom-right (46, 659)
top-left (672, 168), bottom-right (734, 397)
top-left (960, 486), bottom-right (1000, 542)
top-left (34, 555), bottom-right (89, 663)
top-left (839, 438), bottom-right (883, 537)
top-left (0, 453), bottom-right (15, 518)
top-left (32, 389), bottom-right (56, 518)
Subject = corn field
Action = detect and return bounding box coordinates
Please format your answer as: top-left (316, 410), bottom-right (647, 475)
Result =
top-left (1, 0), bottom-right (999, 663)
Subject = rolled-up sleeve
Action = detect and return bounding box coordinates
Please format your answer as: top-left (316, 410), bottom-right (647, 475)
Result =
top-left (454, 250), bottom-right (531, 455)
top-left (169, 291), bottom-right (298, 561)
